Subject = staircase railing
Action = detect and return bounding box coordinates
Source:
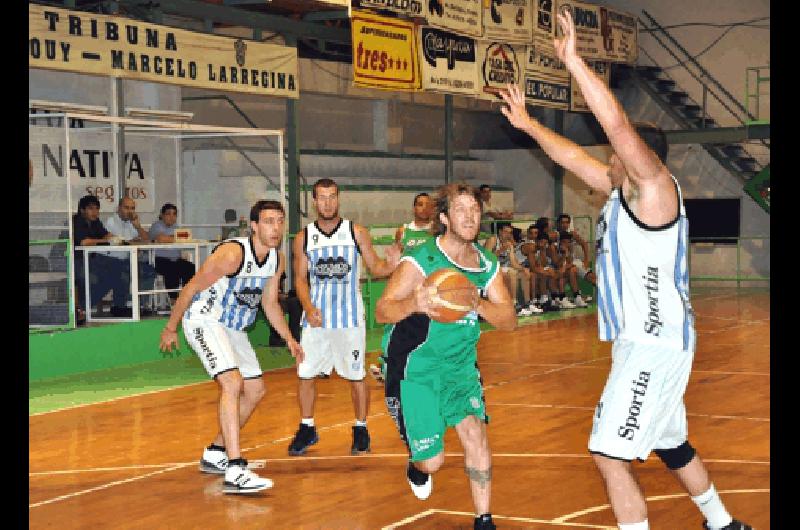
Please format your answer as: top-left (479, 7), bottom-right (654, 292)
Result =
top-left (637, 10), bottom-right (769, 153)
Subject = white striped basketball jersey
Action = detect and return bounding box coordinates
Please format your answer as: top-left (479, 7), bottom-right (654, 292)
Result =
top-left (594, 176), bottom-right (695, 351)
top-left (185, 237), bottom-right (278, 331)
top-left (303, 219), bottom-right (363, 328)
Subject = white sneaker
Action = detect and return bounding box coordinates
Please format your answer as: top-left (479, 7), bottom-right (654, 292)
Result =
top-left (223, 463), bottom-right (273, 494)
top-left (518, 306), bottom-right (533, 317)
top-left (559, 298), bottom-right (576, 309)
top-left (199, 446), bottom-right (228, 474)
top-left (574, 294), bottom-right (588, 308)
top-left (406, 461), bottom-right (432, 500)
top-left (528, 303), bottom-right (544, 314)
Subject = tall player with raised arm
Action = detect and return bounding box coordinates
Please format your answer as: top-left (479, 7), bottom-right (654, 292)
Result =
top-left (498, 9), bottom-right (752, 530)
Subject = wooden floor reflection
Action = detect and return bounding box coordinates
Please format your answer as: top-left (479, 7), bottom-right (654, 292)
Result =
top-left (30, 289), bottom-right (770, 529)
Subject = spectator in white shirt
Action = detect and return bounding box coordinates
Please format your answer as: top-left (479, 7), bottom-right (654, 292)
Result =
top-left (105, 197), bottom-right (158, 314)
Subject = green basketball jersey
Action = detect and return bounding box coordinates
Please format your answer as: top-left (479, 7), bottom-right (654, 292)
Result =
top-left (382, 236), bottom-right (499, 378)
top-left (400, 222), bottom-right (434, 254)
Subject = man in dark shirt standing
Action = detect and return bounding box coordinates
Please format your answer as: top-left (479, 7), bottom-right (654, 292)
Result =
top-left (72, 195), bottom-right (131, 321)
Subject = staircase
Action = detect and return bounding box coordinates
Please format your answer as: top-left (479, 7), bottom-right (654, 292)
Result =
top-left (612, 10), bottom-right (769, 210)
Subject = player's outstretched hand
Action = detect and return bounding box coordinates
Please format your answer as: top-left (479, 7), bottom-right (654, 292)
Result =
top-left (413, 283), bottom-right (441, 320)
top-left (554, 6), bottom-right (578, 65)
top-left (160, 326), bottom-right (179, 353)
top-left (287, 339), bottom-right (305, 365)
top-left (499, 84), bottom-right (532, 132)
top-left (305, 305), bottom-right (323, 327)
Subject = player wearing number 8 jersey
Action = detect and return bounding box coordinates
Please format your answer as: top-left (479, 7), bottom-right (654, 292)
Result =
top-left (376, 183), bottom-right (516, 530)
top-left (159, 200), bottom-right (304, 495)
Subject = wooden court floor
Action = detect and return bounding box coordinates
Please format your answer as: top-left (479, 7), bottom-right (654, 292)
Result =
top-left (29, 289), bottom-right (770, 529)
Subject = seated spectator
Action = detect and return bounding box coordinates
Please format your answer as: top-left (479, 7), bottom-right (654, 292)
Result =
top-left (556, 213), bottom-right (596, 291)
top-left (149, 203), bottom-right (196, 305)
top-left (485, 224), bottom-right (531, 316)
top-left (266, 273), bottom-right (303, 347)
top-left (479, 184), bottom-right (513, 235)
top-left (105, 197), bottom-right (158, 314)
top-left (552, 232), bottom-right (578, 309)
top-left (531, 231), bottom-right (559, 312)
top-left (515, 224), bottom-right (543, 315)
top-left (72, 195), bottom-right (131, 321)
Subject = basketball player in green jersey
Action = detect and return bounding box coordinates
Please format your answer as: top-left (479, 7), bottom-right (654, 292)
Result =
top-left (395, 192), bottom-right (435, 251)
top-left (375, 183), bottom-right (517, 530)
top-left (370, 192), bottom-right (436, 383)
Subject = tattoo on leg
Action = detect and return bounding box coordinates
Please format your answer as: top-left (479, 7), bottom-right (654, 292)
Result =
top-left (464, 465), bottom-right (492, 488)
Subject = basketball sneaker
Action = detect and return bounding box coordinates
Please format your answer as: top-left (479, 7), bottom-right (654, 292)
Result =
top-left (574, 294), bottom-right (588, 308)
top-left (702, 520), bottom-right (752, 530)
top-left (559, 297), bottom-right (576, 309)
top-left (223, 460), bottom-right (273, 494)
top-left (288, 423), bottom-right (319, 456)
top-left (528, 301), bottom-right (544, 314)
top-left (406, 461), bottom-right (432, 500)
top-left (474, 514), bottom-right (497, 530)
top-left (199, 445), bottom-right (228, 474)
top-left (351, 425), bottom-right (371, 454)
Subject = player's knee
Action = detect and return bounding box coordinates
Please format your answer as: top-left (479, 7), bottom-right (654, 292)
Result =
top-left (216, 370), bottom-right (244, 394)
top-left (416, 453), bottom-right (444, 474)
top-left (245, 378), bottom-right (267, 401)
top-left (654, 441), bottom-right (696, 470)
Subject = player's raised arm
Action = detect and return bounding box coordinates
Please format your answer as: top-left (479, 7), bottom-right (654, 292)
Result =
top-left (554, 9), bottom-right (668, 188)
top-left (354, 223), bottom-right (401, 278)
top-left (498, 84), bottom-right (612, 195)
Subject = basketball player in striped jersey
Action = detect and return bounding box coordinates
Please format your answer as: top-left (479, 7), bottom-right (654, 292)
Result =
top-left (498, 10), bottom-right (751, 530)
top-left (288, 178), bottom-right (401, 456)
top-left (159, 200), bottom-right (303, 494)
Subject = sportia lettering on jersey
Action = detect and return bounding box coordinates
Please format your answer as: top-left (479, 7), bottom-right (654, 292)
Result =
top-left (303, 219), bottom-right (363, 328)
top-left (185, 237), bottom-right (278, 331)
top-left (594, 176), bottom-right (695, 351)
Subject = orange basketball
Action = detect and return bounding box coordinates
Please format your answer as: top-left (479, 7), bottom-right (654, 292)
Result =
top-left (423, 268), bottom-right (478, 323)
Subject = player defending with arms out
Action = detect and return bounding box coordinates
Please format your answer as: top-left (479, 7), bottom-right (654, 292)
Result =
top-left (370, 192), bottom-right (436, 383)
top-left (498, 9), bottom-right (752, 530)
top-left (376, 183), bottom-right (517, 530)
top-left (159, 200), bottom-right (303, 494)
top-left (288, 178), bottom-right (401, 456)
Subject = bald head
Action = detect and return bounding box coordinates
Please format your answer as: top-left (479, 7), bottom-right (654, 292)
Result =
top-left (118, 197), bottom-right (137, 221)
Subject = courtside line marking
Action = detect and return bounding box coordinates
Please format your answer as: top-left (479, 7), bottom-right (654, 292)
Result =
top-left (29, 380), bottom-right (210, 417)
top-left (383, 509), bottom-right (616, 529)
top-left (553, 489), bottom-right (770, 523)
top-left (490, 403), bottom-right (770, 422)
top-left (29, 463), bottom-right (191, 508)
top-left (31, 453), bottom-right (769, 477)
top-left (381, 509), bottom-right (438, 529)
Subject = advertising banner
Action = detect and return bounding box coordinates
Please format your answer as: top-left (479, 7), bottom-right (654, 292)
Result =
top-left (351, 10), bottom-right (420, 90)
top-left (419, 26), bottom-right (479, 94)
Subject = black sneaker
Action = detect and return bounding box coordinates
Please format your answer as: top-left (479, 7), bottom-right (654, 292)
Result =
top-left (351, 425), bottom-right (371, 454)
top-left (287, 423), bottom-right (319, 456)
top-left (406, 461), bottom-right (432, 500)
top-left (474, 513), bottom-right (496, 530)
top-left (702, 520), bottom-right (752, 530)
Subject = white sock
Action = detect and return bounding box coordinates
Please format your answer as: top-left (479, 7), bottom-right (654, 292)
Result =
top-left (301, 417), bottom-right (315, 427)
top-left (692, 484), bottom-right (732, 529)
top-left (355, 419), bottom-right (367, 427)
top-left (618, 521), bottom-right (648, 530)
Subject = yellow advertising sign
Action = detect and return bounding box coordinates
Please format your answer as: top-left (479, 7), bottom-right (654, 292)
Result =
top-left (29, 4), bottom-right (299, 98)
top-left (351, 10), bottom-right (420, 90)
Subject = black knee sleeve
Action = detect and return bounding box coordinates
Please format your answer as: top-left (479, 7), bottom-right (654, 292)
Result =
top-left (654, 441), bottom-right (696, 470)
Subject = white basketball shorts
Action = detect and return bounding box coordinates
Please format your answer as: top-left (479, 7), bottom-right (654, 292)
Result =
top-left (183, 317), bottom-right (262, 379)
top-left (298, 326), bottom-right (367, 381)
top-left (588, 338), bottom-right (694, 462)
